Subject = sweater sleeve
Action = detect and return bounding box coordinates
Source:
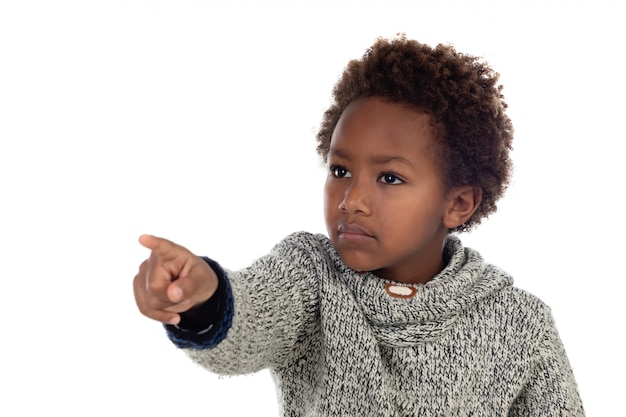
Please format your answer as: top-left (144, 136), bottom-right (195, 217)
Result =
top-left (179, 232), bottom-right (323, 375)
top-left (509, 310), bottom-right (585, 416)
top-left (164, 257), bottom-right (234, 349)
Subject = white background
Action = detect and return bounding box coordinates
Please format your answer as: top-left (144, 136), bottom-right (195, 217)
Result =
top-left (1, 0), bottom-right (623, 415)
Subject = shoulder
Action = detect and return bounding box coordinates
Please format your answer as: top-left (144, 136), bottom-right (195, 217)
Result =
top-left (242, 232), bottom-right (339, 278)
top-left (458, 241), bottom-right (550, 329)
top-left (483, 279), bottom-right (554, 343)
top-left (270, 232), bottom-right (336, 264)
top-left (498, 284), bottom-right (550, 314)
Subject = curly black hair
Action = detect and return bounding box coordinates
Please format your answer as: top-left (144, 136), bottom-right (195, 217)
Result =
top-left (316, 35), bottom-right (514, 232)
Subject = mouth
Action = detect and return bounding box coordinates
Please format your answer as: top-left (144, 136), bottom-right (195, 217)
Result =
top-left (338, 223), bottom-right (375, 240)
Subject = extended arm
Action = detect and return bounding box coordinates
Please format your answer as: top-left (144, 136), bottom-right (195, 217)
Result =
top-left (177, 233), bottom-right (323, 375)
top-left (135, 232), bottom-right (324, 376)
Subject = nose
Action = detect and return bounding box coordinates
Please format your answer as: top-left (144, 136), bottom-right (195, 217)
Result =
top-left (338, 180), bottom-right (372, 215)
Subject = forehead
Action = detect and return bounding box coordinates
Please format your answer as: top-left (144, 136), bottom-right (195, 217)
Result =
top-left (329, 97), bottom-right (436, 158)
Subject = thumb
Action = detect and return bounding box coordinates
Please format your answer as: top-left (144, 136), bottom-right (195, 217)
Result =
top-left (167, 279), bottom-right (191, 304)
top-left (166, 260), bottom-right (219, 309)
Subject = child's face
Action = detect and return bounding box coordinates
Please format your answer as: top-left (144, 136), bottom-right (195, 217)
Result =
top-left (324, 96), bottom-right (454, 284)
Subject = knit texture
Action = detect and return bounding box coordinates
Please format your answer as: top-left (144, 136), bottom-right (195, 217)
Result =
top-left (170, 232), bottom-right (585, 416)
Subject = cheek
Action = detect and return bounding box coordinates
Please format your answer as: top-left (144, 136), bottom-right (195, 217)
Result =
top-left (377, 194), bottom-right (437, 233)
top-left (323, 178), bottom-right (343, 205)
top-left (323, 180), bottom-right (338, 223)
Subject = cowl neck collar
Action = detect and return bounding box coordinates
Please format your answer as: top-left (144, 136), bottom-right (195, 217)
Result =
top-left (325, 235), bottom-right (513, 346)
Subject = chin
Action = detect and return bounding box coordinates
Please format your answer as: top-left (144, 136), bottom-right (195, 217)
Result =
top-left (339, 253), bottom-right (377, 274)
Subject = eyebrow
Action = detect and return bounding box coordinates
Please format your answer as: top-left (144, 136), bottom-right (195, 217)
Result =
top-left (329, 148), bottom-right (414, 167)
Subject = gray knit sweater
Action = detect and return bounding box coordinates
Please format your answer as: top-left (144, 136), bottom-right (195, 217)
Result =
top-left (172, 232), bottom-right (584, 416)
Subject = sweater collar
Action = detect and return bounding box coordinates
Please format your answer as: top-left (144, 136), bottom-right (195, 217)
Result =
top-left (326, 235), bottom-right (513, 346)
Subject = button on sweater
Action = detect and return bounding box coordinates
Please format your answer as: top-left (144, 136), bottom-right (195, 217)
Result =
top-left (166, 232), bottom-right (585, 416)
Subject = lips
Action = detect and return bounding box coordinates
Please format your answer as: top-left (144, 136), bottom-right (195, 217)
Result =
top-left (338, 223), bottom-right (375, 239)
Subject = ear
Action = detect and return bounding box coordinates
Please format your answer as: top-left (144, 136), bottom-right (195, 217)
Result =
top-left (442, 186), bottom-right (482, 229)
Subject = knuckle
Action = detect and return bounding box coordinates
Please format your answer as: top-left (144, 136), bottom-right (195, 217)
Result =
top-left (146, 278), bottom-right (163, 294)
top-left (145, 296), bottom-right (166, 311)
top-left (136, 302), bottom-right (152, 316)
top-left (177, 278), bottom-right (195, 295)
top-left (137, 260), bottom-right (150, 277)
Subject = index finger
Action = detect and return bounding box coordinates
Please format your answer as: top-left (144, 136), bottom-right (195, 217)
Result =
top-left (138, 234), bottom-right (179, 258)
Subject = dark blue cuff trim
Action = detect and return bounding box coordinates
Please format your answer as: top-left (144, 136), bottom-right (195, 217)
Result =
top-left (164, 257), bottom-right (234, 350)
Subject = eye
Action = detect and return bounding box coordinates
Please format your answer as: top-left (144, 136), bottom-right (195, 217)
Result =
top-left (330, 165), bottom-right (351, 178)
top-left (379, 173), bottom-right (403, 185)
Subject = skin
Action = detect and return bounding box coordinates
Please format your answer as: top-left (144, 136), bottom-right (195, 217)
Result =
top-left (133, 95), bottom-right (481, 324)
top-left (133, 235), bottom-right (218, 325)
top-left (324, 96), bottom-right (481, 284)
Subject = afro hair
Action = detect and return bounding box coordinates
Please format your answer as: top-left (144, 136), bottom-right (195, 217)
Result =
top-left (316, 35), bottom-right (514, 232)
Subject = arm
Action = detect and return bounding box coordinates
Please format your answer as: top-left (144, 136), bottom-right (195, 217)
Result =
top-left (178, 232), bottom-right (322, 375)
top-left (134, 232), bottom-right (323, 375)
top-left (509, 311), bottom-right (585, 416)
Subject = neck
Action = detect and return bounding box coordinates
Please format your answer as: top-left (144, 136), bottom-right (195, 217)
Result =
top-left (373, 234), bottom-right (449, 285)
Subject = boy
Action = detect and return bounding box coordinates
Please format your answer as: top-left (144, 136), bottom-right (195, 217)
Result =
top-left (133, 35), bottom-right (584, 415)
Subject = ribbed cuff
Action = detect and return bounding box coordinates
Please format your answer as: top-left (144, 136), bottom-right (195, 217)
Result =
top-left (164, 257), bottom-right (234, 350)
